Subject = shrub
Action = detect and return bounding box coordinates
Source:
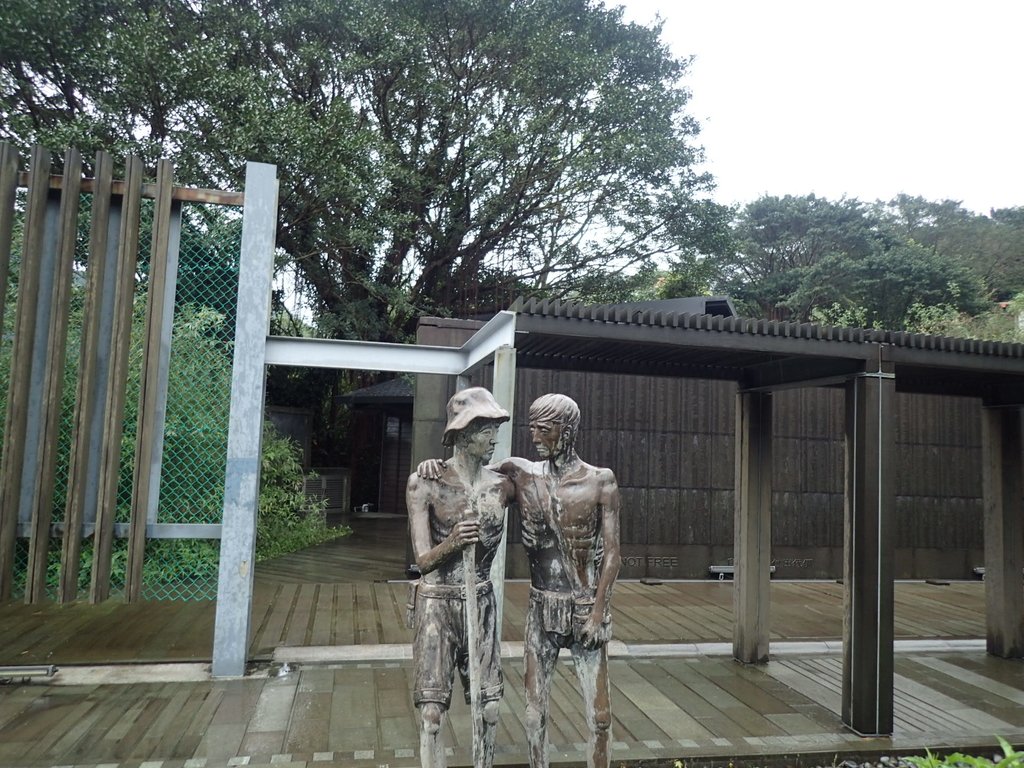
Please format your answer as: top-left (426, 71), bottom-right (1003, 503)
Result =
top-left (906, 737), bottom-right (1024, 768)
top-left (256, 423), bottom-right (349, 562)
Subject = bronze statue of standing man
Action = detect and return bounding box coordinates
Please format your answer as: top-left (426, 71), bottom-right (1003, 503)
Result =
top-left (503, 394), bottom-right (621, 768)
top-left (407, 387), bottom-right (514, 768)
top-left (418, 392), bottom-right (621, 768)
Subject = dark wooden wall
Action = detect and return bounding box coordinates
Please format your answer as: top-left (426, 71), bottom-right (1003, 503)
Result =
top-left (501, 371), bottom-right (984, 581)
top-left (412, 318), bottom-right (987, 581)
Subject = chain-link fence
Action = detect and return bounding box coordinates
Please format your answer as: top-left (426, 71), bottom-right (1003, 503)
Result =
top-left (1, 190), bottom-right (241, 601)
top-left (145, 203), bottom-right (240, 599)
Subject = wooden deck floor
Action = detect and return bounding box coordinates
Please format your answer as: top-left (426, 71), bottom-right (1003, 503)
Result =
top-left (0, 523), bottom-right (1014, 768)
top-left (2, 650), bottom-right (1022, 768)
top-left (0, 580), bottom-right (987, 665)
top-left (0, 512), bottom-right (988, 665)
top-left (254, 514), bottom-right (409, 585)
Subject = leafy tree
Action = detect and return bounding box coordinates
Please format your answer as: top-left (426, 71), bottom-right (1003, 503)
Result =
top-left (991, 207), bottom-right (1024, 228)
top-left (975, 207), bottom-right (1024, 299)
top-left (0, 0), bottom-right (725, 342)
top-left (875, 196), bottom-right (1024, 300)
top-left (722, 194), bottom-right (879, 321)
top-left (810, 242), bottom-right (987, 331)
top-left (721, 193), bottom-right (992, 329)
top-left (653, 198), bottom-right (737, 299)
top-left (898, 292), bottom-right (1024, 342)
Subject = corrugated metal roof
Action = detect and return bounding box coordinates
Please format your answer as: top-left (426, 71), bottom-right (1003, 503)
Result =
top-left (507, 297), bottom-right (1024, 404)
top-left (341, 377), bottom-right (414, 404)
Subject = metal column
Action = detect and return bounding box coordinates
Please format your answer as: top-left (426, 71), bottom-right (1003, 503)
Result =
top-left (212, 162), bottom-right (278, 677)
top-left (842, 366), bottom-right (895, 736)
top-left (733, 389), bottom-right (772, 663)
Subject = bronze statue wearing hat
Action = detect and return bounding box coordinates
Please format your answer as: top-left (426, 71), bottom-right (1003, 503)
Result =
top-left (419, 393), bottom-right (621, 768)
top-left (406, 387), bottom-right (514, 768)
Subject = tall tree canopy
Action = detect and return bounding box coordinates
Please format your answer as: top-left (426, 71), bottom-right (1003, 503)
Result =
top-left (874, 195), bottom-right (1024, 301)
top-left (720, 194), bottom-right (879, 321)
top-left (0, 0), bottom-right (727, 341)
top-left (708, 193), bottom-right (1019, 330)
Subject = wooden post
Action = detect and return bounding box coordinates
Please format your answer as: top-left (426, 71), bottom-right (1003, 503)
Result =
top-left (0, 143), bottom-right (18, 342)
top-left (0, 146), bottom-right (51, 601)
top-left (25, 148), bottom-right (82, 602)
top-left (981, 405), bottom-right (1024, 657)
top-left (59, 151), bottom-right (115, 602)
top-left (125, 159), bottom-right (178, 602)
top-left (734, 389), bottom-right (772, 663)
top-left (90, 155), bottom-right (143, 603)
top-left (842, 367), bottom-right (895, 736)
top-left (0, 144), bottom-right (16, 595)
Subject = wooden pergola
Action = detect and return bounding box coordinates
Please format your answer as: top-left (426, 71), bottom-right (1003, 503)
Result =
top-left (217, 282), bottom-right (1024, 734)
top-left (497, 297), bottom-right (1024, 736)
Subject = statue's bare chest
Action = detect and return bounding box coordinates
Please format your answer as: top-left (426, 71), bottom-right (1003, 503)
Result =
top-left (430, 477), bottom-right (506, 548)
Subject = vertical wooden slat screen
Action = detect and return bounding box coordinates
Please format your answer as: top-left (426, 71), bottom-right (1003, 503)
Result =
top-left (60, 151), bottom-right (114, 602)
top-left (24, 149), bottom-right (82, 601)
top-left (0, 144), bottom-right (245, 604)
top-left (0, 146), bottom-right (52, 601)
top-left (90, 155), bottom-right (143, 603)
top-left (125, 158), bottom-right (175, 601)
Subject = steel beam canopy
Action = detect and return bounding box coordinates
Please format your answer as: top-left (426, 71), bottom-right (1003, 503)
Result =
top-left (263, 310), bottom-right (517, 377)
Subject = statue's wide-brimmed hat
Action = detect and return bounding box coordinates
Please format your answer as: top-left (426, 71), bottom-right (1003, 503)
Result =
top-left (443, 387), bottom-right (510, 445)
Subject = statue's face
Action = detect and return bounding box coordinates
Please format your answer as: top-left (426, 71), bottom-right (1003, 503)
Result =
top-left (529, 418), bottom-right (568, 459)
top-left (458, 420), bottom-right (501, 463)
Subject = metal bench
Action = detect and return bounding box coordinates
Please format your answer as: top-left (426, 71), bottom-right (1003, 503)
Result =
top-left (708, 564), bottom-right (775, 580)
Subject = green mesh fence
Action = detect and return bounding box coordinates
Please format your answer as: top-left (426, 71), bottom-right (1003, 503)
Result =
top-left (0, 188), bottom-right (242, 602)
top-left (145, 204), bottom-right (240, 600)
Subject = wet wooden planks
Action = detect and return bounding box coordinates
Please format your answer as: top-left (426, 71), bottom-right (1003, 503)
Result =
top-left (3, 653), bottom-right (1024, 767)
top-left (254, 516), bottom-right (409, 585)
top-left (763, 653), bottom-right (1024, 740)
top-left (0, 580), bottom-right (989, 665)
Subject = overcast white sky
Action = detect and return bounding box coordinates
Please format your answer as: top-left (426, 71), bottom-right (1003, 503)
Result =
top-left (614, 0), bottom-right (1024, 214)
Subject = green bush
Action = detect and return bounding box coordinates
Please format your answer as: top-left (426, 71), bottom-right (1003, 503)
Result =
top-left (256, 423), bottom-right (349, 562)
top-left (906, 737), bottom-right (1024, 768)
top-left (24, 535), bottom-right (217, 599)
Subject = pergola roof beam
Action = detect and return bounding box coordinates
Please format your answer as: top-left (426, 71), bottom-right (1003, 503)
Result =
top-left (740, 357), bottom-right (868, 392)
top-left (263, 311), bottom-right (517, 377)
top-left (264, 336), bottom-right (466, 375)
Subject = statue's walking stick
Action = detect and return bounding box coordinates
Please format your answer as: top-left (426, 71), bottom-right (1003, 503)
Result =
top-left (462, 542), bottom-right (484, 766)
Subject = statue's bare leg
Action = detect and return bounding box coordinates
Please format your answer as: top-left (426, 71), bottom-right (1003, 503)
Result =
top-left (572, 645), bottom-right (611, 768)
top-left (419, 702), bottom-right (447, 768)
top-left (481, 699), bottom-right (500, 767)
top-left (524, 624), bottom-right (559, 767)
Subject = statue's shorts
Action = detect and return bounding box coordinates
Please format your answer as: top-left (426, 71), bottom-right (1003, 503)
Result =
top-left (526, 586), bottom-right (613, 648)
top-left (412, 579), bottom-right (503, 709)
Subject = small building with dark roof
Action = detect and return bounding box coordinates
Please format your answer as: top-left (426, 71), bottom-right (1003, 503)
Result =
top-left (341, 377), bottom-right (414, 516)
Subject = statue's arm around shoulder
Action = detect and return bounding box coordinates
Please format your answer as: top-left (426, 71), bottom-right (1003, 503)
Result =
top-left (487, 455), bottom-right (532, 478)
top-left (419, 456), bottom-right (530, 481)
